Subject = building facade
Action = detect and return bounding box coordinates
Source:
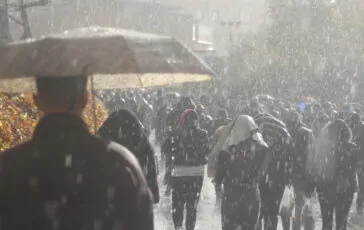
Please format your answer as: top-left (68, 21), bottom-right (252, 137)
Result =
top-left (9, 0), bottom-right (268, 56)
top-left (153, 0), bottom-right (268, 56)
top-left (10, 0), bottom-right (194, 46)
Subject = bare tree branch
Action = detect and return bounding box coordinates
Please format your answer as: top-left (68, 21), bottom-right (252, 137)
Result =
top-left (7, 12), bottom-right (23, 25)
top-left (8, 0), bottom-right (49, 10)
top-left (18, 0), bottom-right (31, 39)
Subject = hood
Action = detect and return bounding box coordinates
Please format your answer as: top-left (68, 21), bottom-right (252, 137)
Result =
top-left (179, 109), bottom-right (198, 128)
top-left (222, 115), bottom-right (268, 151)
top-left (177, 97), bottom-right (196, 112)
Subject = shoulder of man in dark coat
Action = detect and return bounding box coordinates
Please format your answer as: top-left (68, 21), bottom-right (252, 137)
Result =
top-left (1, 138), bottom-right (142, 171)
top-left (0, 137), bottom-right (154, 230)
top-left (106, 141), bottom-right (144, 170)
top-left (0, 138), bottom-right (151, 203)
top-left (0, 141), bottom-right (34, 169)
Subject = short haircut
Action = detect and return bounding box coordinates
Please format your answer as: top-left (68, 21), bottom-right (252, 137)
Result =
top-left (35, 76), bottom-right (88, 108)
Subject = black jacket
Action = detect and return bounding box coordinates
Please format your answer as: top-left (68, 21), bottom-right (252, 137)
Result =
top-left (162, 127), bottom-right (209, 172)
top-left (0, 113), bottom-right (153, 230)
top-left (334, 142), bottom-right (358, 191)
top-left (288, 123), bottom-right (314, 177)
top-left (98, 109), bottom-right (159, 203)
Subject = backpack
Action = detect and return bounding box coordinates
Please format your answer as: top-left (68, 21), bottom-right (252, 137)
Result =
top-left (256, 117), bottom-right (293, 184)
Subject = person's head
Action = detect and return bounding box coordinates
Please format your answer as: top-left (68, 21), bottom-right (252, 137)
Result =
top-left (33, 76), bottom-right (89, 115)
top-left (349, 113), bottom-right (361, 124)
top-left (226, 115), bottom-right (268, 154)
top-left (179, 109), bottom-right (198, 129)
top-left (323, 102), bottom-right (332, 111)
top-left (354, 107), bottom-right (362, 116)
top-left (313, 103), bottom-right (321, 113)
top-left (284, 109), bottom-right (301, 127)
top-left (200, 95), bottom-right (209, 106)
top-left (249, 100), bottom-right (262, 115)
top-left (157, 89), bottom-right (163, 98)
top-left (177, 97), bottom-right (195, 112)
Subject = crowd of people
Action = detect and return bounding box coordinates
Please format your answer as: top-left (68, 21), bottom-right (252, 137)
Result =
top-left (0, 76), bottom-right (363, 230)
top-left (97, 87), bottom-right (364, 230)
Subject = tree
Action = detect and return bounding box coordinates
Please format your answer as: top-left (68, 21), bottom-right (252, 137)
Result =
top-left (0, 0), bottom-right (11, 44)
top-left (1, 0), bottom-right (49, 42)
top-left (0, 93), bottom-right (108, 151)
top-left (227, 0), bottom-right (364, 102)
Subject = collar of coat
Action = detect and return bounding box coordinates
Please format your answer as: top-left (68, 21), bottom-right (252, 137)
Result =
top-left (33, 113), bottom-right (89, 140)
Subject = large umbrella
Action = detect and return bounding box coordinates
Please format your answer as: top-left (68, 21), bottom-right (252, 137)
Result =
top-left (0, 26), bottom-right (214, 92)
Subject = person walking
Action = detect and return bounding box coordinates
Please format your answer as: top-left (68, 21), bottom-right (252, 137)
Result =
top-left (214, 115), bottom-right (270, 230)
top-left (162, 109), bottom-right (209, 230)
top-left (0, 76), bottom-right (154, 230)
top-left (98, 109), bottom-right (160, 204)
top-left (315, 120), bottom-right (358, 230)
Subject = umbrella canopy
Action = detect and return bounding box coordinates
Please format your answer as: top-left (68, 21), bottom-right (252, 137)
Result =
top-left (0, 27), bottom-right (213, 92)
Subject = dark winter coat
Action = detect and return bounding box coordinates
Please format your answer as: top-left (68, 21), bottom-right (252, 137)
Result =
top-left (162, 127), bottom-right (209, 172)
top-left (0, 113), bottom-right (153, 230)
top-left (315, 120), bottom-right (359, 230)
top-left (98, 109), bottom-right (159, 203)
top-left (316, 120), bottom-right (359, 189)
top-left (215, 140), bottom-right (266, 230)
top-left (214, 139), bottom-right (268, 188)
top-left (288, 123), bottom-right (314, 178)
top-left (254, 115), bottom-right (293, 185)
top-left (334, 142), bottom-right (358, 191)
top-left (287, 123), bottom-right (316, 196)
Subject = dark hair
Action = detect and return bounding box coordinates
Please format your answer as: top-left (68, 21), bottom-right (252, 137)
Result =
top-left (177, 97), bottom-right (195, 111)
top-left (350, 113), bottom-right (361, 123)
top-left (36, 76), bottom-right (88, 109)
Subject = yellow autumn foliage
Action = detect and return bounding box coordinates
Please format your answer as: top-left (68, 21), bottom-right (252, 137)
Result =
top-left (0, 93), bottom-right (108, 152)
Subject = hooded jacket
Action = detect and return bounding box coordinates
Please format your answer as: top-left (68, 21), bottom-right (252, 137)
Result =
top-left (98, 109), bottom-right (159, 203)
top-left (208, 115), bottom-right (269, 178)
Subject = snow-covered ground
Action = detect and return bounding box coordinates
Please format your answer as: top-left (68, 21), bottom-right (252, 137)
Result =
top-left (151, 133), bottom-right (364, 230)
